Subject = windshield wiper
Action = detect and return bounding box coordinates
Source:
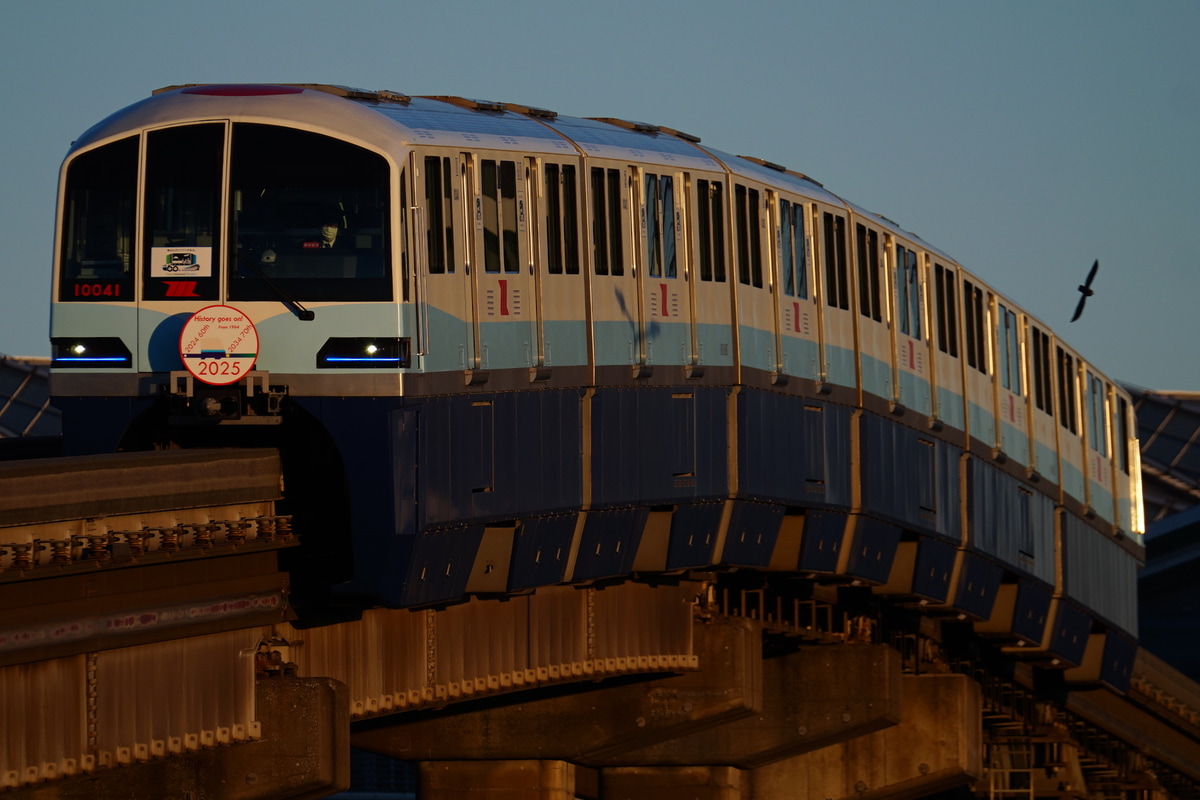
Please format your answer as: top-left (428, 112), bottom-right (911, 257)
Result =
top-left (235, 253), bottom-right (316, 321)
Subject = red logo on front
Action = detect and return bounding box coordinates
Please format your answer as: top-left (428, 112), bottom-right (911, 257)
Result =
top-left (164, 281), bottom-right (200, 298)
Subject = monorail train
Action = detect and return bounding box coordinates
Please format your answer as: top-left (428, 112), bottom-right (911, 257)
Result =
top-left (49, 84), bottom-right (1144, 684)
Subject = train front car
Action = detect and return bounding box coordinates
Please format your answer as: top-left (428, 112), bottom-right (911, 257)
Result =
top-left (49, 84), bottom-right (1146, 686)
top-left (51, 85), bottom-right (431, 610)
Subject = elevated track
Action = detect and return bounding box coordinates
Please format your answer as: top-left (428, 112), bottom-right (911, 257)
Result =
top-left (2, 450), bottom-right (1199, 800)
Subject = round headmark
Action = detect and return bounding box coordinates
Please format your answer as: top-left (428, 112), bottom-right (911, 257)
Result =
top-left (179, 305), bottom-right (260, 385)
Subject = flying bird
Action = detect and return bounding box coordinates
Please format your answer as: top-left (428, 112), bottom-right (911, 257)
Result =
top-left (1070, 260), bottom-right (1098, 322)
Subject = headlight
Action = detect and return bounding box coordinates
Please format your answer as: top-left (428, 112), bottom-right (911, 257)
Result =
top-left (316, 337), bottom-right (411, 369)
top-left (50, 337), bottom-right (133, 368)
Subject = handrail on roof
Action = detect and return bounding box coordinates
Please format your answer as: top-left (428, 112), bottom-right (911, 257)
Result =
top-left (423, 96), bottom-right (507, 113)
top-left (152, 84), bottom-right (411, 104)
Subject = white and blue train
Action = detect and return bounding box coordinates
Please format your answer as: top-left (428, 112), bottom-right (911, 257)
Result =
top-left (50, 84), bottom-right (1144, 685)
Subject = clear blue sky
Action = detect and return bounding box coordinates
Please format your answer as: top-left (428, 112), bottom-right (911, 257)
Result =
top-left (2, 0), bottom-right (1196, 390)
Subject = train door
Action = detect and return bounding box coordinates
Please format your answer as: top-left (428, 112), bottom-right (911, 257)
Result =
top-left (733, 182), bottom-right (775, 378)
top-left (466, 154), bottom-right (537, 372)
top-left (1083, 371), bottom-right (1115, 523)
top-left (689, 174), bottom-right (733, 373)
top-left (414, 152), bottom-right (473, 373)
top-left (993, 300), bottom-right (1029, 465)
top-left (587, 163), bottom-right (640, 374)
top-left (891, 238), bottom-right (931, 416)
top-left (853, 221), bottom-right (892, 403)
top-left (814, 203), bottom-right (855, 390)
top-left (961, 277), bottom-right (996, 450)
top-left (1055, 343), bottom-right (1086, 503)
top-left (533, 158), bottom-right (588, 370)
top-left (929, 261), bottom-right (965, 432)
top-left (776, 198), bottom-right (819, 381)
top-left (637, 168), bottom-right (691, 370)
top-left (1111, 392), bottom-right (1142, 535)
top-left (1027, 323), bottom-right (1059, 483)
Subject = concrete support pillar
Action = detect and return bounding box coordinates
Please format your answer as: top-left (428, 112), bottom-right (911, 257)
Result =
top-left (418, 760), bottom-right (582, 800)
top-left (601, 766), bottom-right (744, 800)
top-left (749, 673), bottom-right (982, 800)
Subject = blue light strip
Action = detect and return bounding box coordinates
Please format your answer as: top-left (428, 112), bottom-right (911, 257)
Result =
top-left (324, 356), bottom-right (402, 363)
top-left (53, 357), bottom-right (131, 363)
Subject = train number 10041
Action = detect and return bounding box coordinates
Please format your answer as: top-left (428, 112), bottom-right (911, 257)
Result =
top-left (72, 283), bottom-right (122, 298)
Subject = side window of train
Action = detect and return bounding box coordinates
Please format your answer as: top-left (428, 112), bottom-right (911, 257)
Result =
top-left (696, 179), bottom-right (726, 282)
top-left (59, 136), bottom-right (138, 302)
top-left (1057, 346), bottom-right (1078, 433)
top-left (425, 156), bottom-right (456, 274)
top-left (962, 279), bottom-right (987, 374)
top-left (779, 200), bottom-right (807, 298)
top-left (894, 245), bottom-right (920, 338)
top-left (734, 184), bottom-right (763, 287)
top-left (544, 163), bottom-right (579, 275)
top-left (1031, 326), bottom-right (1054, 414)
top-left (822, 212), bottom-right (849, 309)
top-left (996, 304), bottom-right (1021, 392)
top-left (481, 159), bottom-right (520, 274)
top-left (591, 167), bottom-right (624, 276)
top-left (1086, 373), bottom-right (1109, 456)
top-left (143, 124), bottom-right (223, 301)
top-left (933, 263), bottom-right (958, 357)
top-left (855, 224), bottom-right (882, 321)
top-left (644, 173), bottom-right (677, 278)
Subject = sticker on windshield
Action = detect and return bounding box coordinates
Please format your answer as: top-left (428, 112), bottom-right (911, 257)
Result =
top-left (151, 247), bottom-right (213, 278)
top-left (179, 305), bottom-right (259, 385)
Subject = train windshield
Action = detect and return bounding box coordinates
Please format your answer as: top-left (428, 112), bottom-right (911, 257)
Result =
top-left (229, 124), bottom-right (391, 302)
top-left (58, 136), bottom-right (138, 302)
top-left (59, 124), bottom-right (392, 304)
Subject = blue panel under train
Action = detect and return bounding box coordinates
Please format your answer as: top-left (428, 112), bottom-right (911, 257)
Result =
top-left (400, 525), bottom-right (486, 607)
top-left (720, 501), bottom-right (785, 567)
top-left (947, 552), bottom-right (1005, 620)
top-left (508, 514), bottom-right (579, 591)
top-left (975, 579), bottom-right (1051, 645)
top-left (1011, 581), bottom-right (1052, 643)
top-left (1099, 630), bottom-right (1137, 692)
top-left (1065, 630), bottom-right (1137, 692)
top-left (1042, 599), bottom-right (1093, 668)
top-left (838, 515), bottom-right (901, 585)
top-left (589, 387), bottom-right (728, 509)
top-left (910, 537), bottom-right (956, 601)
top-left (798, 510), bottom-right (847, 573)
top-left (572, 507), bottom-right (649, 582)
top-left (736, 391), bottom-right (854, 509)
top-left (666, 502), bottom-right (724, 571)
top-left (860, 411), bottom-right (954, 537)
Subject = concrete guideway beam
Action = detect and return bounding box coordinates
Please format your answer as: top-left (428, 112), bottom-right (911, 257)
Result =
top-left (601, 766), bottom-right (743, 800)
top-left (419, 760), bottom-right (586, 800)
top-left (750, 673), bottom-right (982, 800)
top-left (0, 448), bottom-right (283, 527)
top-left (351, 616), bottom-right (762, 762)
top-left (594, 644), bottom-right (900, 769)
top-left (399, 673), bottom-right (974, 799)
top-left (6, 677), bottom-right (350, 800)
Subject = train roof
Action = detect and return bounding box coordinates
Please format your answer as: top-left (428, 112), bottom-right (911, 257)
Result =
top-left (844, 200), bottom-right (959, 265)
top-left (72, 84), bottom-right (883, 219)
top-left (74, 84), bottom-right (731, 173)
top-left (73, 85), bottom-right (845, 189)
